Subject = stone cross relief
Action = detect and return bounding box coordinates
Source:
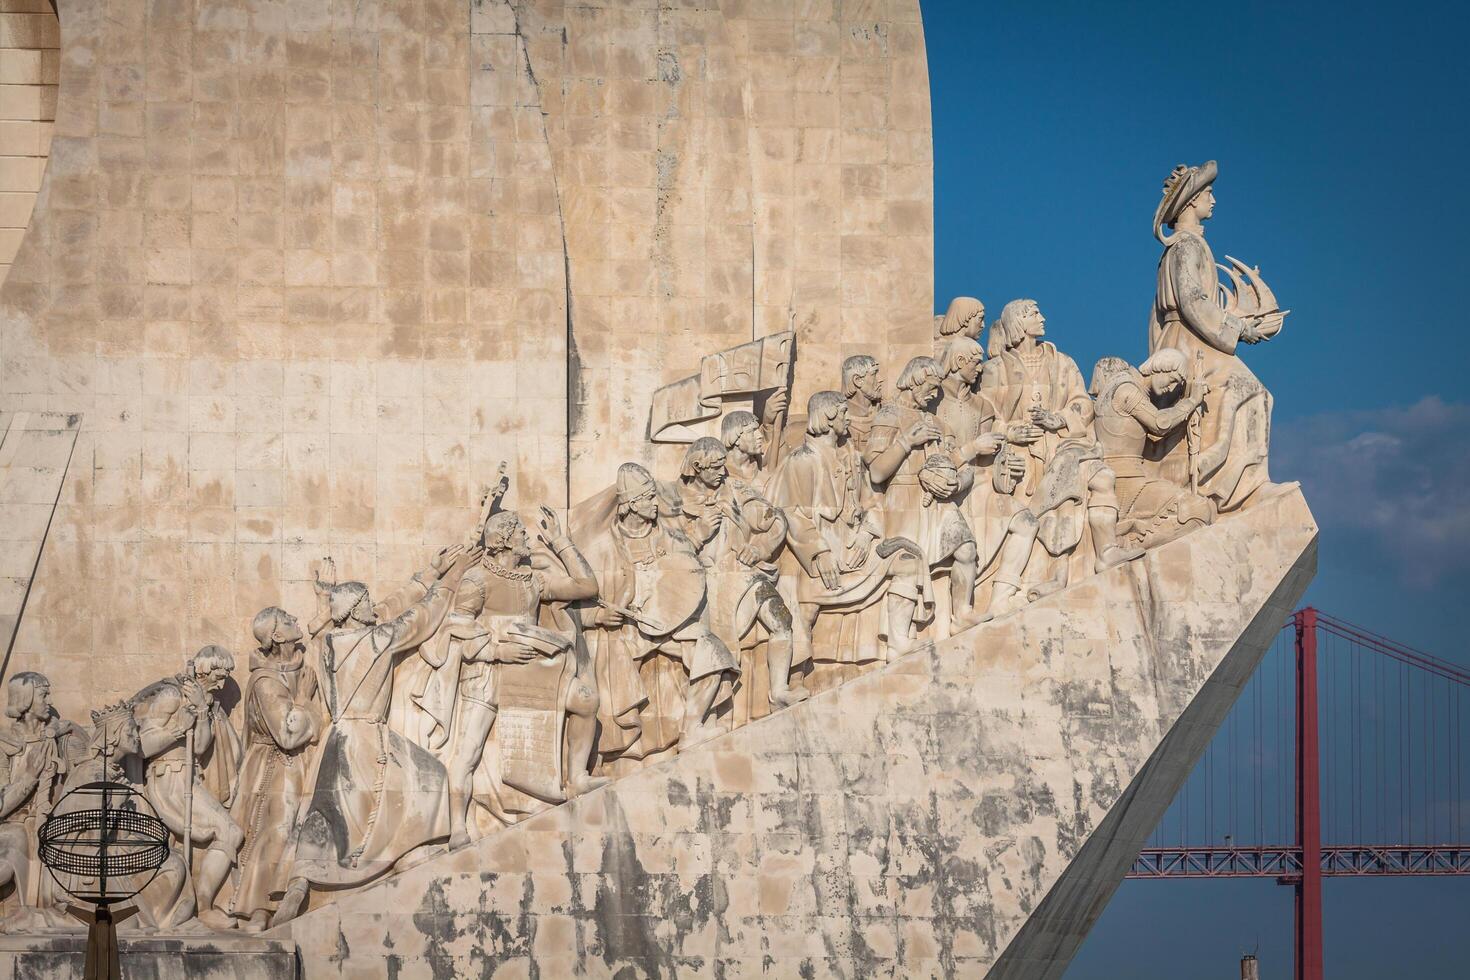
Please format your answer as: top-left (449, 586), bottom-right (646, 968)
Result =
top-left (0, 161), bottom-right (1285, 934)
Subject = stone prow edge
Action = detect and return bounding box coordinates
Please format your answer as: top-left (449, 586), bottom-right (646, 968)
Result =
top-left (274, 488), bottom-right (1319, 971)
top-left (988, 505), bottom-right (1319, 979)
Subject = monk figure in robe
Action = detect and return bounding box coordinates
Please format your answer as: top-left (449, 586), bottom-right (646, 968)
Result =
top-left (290, 545), bottom-right (471, 889)
top-left (228, 607), bottom-right (320, 931)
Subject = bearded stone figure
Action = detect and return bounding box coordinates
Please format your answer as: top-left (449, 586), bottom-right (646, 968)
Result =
top-left (1149, 160), bottom-right (1286, 512)
top-left (131, 647), bottom-right (244, 930)
top-left (574, 463), bottom-right (740, 767)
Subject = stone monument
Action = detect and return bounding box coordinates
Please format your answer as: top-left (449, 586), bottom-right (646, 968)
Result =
top-left (0, 0), bottom-right (1309, 975)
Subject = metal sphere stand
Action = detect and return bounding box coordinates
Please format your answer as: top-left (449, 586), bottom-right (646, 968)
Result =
top-left (37, 778), bottom-right (170, 980)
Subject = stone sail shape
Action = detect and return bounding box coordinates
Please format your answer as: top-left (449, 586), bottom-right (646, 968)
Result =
top-left (278, 486), bottom-right (1316, 977)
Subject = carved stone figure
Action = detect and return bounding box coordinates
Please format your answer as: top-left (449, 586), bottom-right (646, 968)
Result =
top-left (980, 299), bottom-right (1092, 501)
top-left (937, 296), bottom-right (986, 342)
top-left (1149, 161), bottom-right (1285, 512)
top-left (0, 674), bottom-right (78, 918)
top-left (936, 336), bottom-right (1025, 580)
top-left (866, 356), bottom-right (982, 630)
top-left (978, 434), bottom-right (1145, 620)
top-left (228, 608), bottom-right (320, 931)
top-left (841, 354), bottom-right (884, 456)
top-left (131, 647), bottom-right (244, 930)
top-left (1091, 351), bottom-right (1215, 548)
top-left (577, 463), bottom-right (739, 763)
top-left (48, 701), bottom-right (195, 930)
top-left (291, 547), bottom-right (470, 888)
top-left (415, 508), bottom-right (603, 849)
top-left (677, 437), bottom-right (809, 714)
top-left (769, 391), bottom-right (928, 688)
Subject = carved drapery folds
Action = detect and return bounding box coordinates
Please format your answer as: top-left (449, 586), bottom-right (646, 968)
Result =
top-left (0, 161), bottom-right (1283, 934)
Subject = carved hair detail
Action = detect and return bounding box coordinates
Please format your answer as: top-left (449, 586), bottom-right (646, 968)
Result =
top-left (895, 356), bottom-right (942, 393)
top-left (251, 606), bottom-right (294, 651)
top-left (841, 354), bottom-right (880, 398)
top-left (939, 336), bottom-right (984, 376)
top-left (4, 671), bottom-right (48, 720)
top-left (720, 410), bottom-right (760, 449)
top-left (680, 437), bottom-right (727, 478)
top-left (1139, 347), bottom-right (1188, 378)
top-left (990, 299), bottom-right (1038, 358)
top-left (189, 644), bottom-right (235, 676)
top-left (481, 510), bottom-right (523, 552)
top-left (805, 390), bottom-right (847, 435)
top-left (329, 581), bottom-right (371, 625)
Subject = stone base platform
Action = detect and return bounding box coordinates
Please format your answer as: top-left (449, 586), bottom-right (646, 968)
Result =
top-left (267, 485), bottom-right (1316, 978)
top-left (0, 932), bottom-right (296, 979)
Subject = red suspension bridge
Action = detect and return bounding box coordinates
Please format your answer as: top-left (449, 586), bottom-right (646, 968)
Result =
top-left (1126, 608), bottom-right (1470, 979)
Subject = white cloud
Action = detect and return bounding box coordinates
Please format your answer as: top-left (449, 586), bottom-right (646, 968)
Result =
top-left (1273, 397), bottom-right (1470, 586)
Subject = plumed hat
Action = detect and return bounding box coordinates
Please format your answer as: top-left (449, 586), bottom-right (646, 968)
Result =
top-left (1153, 160), bottom-right (1217, 243)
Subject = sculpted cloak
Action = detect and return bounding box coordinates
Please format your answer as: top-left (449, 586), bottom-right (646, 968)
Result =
top-left (979, 340), bottom-right (1092, 501)
top-left (228, 646), bottom-right (319, 919)
top-left (1149, 229), bottom-right (1272, 511)
top-left (292, 576), bottom-right (454, 887)
top-left (768, 436), bottom-right (928, 669)
top-left (866, 401), bottom-right (975, 568)
top-left (573, 494), bottom-right (737, 761)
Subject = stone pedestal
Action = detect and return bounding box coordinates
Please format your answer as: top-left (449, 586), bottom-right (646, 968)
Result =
top-left (274, 485), bottom-right (1316, 977)
top-left (0, 933), bottom-right (296, 980)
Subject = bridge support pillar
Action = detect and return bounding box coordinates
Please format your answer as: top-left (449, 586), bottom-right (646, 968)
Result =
top-left (1295, 607), bottom-right (1324, 980)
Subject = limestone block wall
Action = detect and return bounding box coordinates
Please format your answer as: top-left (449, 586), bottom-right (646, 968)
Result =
top-left (510, 0), bottom-right (935, 499)
top-left (0, 0), bottom-right (58, 287)
top-left (0, 0), bottom-right (571, 719)
top-left (0, 0), bottom-right (936, 721)
top-left (279, 488), bottom-right (1318, 978)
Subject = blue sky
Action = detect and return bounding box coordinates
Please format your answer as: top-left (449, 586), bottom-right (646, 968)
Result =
top-left (920, 1), bottom-right (1470, 975)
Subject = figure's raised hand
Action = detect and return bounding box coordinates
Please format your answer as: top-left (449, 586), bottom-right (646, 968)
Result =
top-left (1007, 421), bottom-right (1042, 445)
top-left (536, 505), bottom-right (564, 543)
top-left (761, 388), bottom-right (789, 425)
top-left (430, 543), bottom-right (466, 577)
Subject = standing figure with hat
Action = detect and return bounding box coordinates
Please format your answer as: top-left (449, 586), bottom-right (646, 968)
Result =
top-left (1149, 160), bottom-right (1286, 512)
